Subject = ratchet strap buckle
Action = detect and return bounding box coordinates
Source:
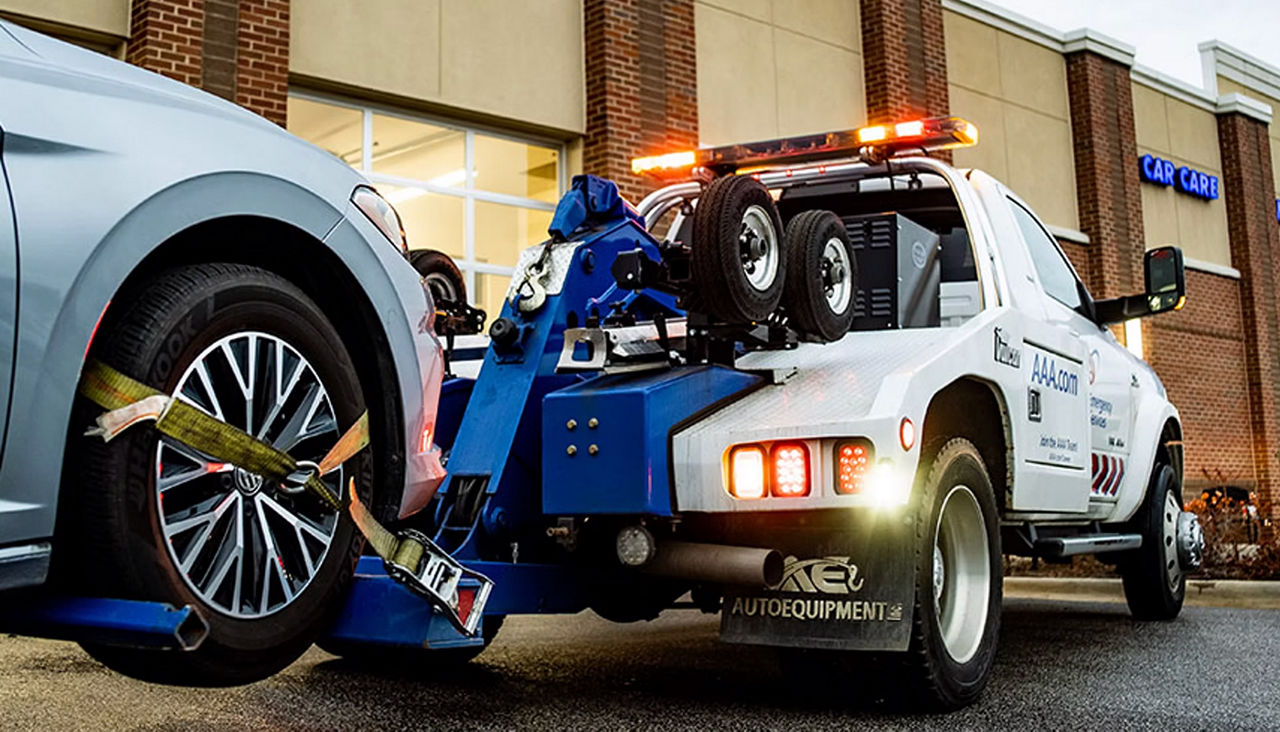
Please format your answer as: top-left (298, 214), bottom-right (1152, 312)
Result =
top-left (382, 528), bottom-right (495, 637)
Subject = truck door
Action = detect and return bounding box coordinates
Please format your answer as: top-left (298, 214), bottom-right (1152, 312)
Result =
top-left (1004, 197), bottom-right (1092, 513)
top-left (1079, 327), bottom-right (1135, 499)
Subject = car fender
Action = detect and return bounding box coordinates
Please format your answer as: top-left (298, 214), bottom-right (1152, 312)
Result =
top-left (0, 171), bottom-right (429, 546)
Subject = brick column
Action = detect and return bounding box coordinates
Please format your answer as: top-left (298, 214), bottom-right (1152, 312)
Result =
top-left (234, 0), bottom-right (290, 126)
top-left (1064, 36), bottom-right (1143, 298)
top-left (127, 0), bottom-right (289, 126)
top-left (1217, 99), bottom-right (1280, 527)
top-left (126, 0), bottom-right (204, 87)
top-left (859, 0), bottom-right (949, 125)
top-left (582, 0), bottom-right (697, 203)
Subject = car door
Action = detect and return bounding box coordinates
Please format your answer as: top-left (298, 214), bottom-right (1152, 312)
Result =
top-left (1004, 195), bottom-right (1092, 513)
top-left (0, 27), bottom-right (20, 466)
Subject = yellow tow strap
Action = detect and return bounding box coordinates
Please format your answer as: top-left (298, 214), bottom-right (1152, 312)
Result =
top-left (78, 358), bottom-right (492, 636)
top-left (79, 359), bottom-right (355, 510)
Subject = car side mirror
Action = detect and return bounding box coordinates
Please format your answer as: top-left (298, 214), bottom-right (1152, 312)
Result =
top-left (1094, 246), bottom-right (1186, 326)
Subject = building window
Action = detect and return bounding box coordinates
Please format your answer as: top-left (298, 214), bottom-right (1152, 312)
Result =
top-left (286, 94), bottom-right (565, 322)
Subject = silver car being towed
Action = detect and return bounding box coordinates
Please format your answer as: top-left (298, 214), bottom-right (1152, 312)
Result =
top-left (0, 21), bottom-right (446, 682)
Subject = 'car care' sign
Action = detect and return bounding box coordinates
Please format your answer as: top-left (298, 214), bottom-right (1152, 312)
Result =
top-left (1139, 154), bottom-right (1219, 201)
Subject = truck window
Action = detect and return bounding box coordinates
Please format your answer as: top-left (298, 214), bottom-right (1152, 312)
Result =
top-left (1008, 199), bottom-right (1082, 310)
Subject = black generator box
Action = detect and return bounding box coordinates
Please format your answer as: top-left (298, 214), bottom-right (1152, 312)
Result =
top-left (843, 213), bottom-right (941, 329)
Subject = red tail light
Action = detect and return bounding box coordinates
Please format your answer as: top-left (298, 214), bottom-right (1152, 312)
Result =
top-left (771, 443), bottom-right (810, 497)
top-left (835, 440), bottom-right (874, 495)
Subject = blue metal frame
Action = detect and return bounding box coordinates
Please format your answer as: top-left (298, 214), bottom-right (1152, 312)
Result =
top-left (434, 206), bottom-right (680, 556)
top-left (322, 556), bottom-right (597, 651)
top-left (542, 366), bottom-right (761, 515)
top-left (0, 596), bottom-right (208, 650)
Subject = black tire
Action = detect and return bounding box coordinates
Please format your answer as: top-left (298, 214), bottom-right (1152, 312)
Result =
top-left (64, 263), bottom-right (374, 686)
top-left (318, 615), bottom-right (505, 669)
top-left (409, 249), bottom-right (466, 306)
top-left (782, 210), bottom-right (857, 341)
top-left (900, 437), bottom-right (1002, 710)
top-left (690, 176), bottom-right (785, 323)
top-left (1119, 463), bottom-right (1186, 620)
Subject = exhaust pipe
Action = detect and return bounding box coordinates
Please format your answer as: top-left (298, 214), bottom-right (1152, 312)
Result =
top-left (616, 527), bottom-right (783, 587)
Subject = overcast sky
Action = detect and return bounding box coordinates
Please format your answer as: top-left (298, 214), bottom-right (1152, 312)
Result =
top-left (988, 0), bottom-right (1280, 87)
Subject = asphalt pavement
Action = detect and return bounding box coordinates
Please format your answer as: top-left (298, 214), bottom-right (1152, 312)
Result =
top-left (1, 597), bottom-right (1278, 730)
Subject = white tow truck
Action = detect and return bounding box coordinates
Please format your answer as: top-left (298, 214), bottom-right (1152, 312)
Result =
top-left (490, 116), bottom-right (1205, 709)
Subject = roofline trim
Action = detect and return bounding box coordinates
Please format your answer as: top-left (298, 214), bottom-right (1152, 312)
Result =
top-left (942, 0), bottom-right (1134, 66)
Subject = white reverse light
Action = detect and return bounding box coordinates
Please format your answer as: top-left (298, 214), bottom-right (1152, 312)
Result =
top-left (864, 460), bottom-right (910, 508)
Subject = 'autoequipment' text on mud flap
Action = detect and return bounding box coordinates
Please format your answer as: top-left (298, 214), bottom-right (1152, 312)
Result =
top-left (720, 517), bottom-right (915, 651)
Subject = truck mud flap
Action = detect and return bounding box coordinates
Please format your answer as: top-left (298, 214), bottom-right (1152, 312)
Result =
top-left (720, 516), bottom-right (915, 652)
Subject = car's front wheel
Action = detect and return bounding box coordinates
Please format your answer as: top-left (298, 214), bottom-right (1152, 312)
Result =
top-left (63, 263), bottom-right (373, 685)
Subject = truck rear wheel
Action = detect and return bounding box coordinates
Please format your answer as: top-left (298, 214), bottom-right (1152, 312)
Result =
top-left (902, 437), bottom-right (1001, 709)
top-left (690, 175), bottom-right (785, 323)
top-left (1119, 463), bottom-right (1186, 620)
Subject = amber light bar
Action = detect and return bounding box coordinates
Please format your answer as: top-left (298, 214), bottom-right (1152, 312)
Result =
top-left (630, 116), bottom-right (979, 178)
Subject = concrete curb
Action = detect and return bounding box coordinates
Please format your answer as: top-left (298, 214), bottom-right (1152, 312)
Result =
top-left (1003, 576), bottom-right (1280, 610)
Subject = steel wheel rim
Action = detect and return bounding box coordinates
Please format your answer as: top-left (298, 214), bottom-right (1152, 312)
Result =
top-left (424, 271), bottom-right (460, 305)
top-left (933, 484), bottom-right (990, 664)
top-left (154, 331), bottom-right (342, 618)
top-left (739, 204), bottom-right (780, 292)
top-left (1162, 490), bottom-right (1182, 591)
top-left (821, 237), bottom-right (853, 313)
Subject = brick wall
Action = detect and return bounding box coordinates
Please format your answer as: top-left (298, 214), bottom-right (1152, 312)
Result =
top-left (234, 0), bottom-right (289, 126)
top-left (583, 0), bottom-right (697, 203)
top-left (860, 0), bottom-right (949, 124)
top-left (1217, 111), bottom-right (1280, 526)
top-left (126, 0), bottom-right (287, 125)
top-left (1065, 51), bottom-right (1144, 298)
top-left (1146, 271), bottom-right (1255, 497)
top-left (1058, 238), bottom-right (1091, 288)
top-left (126, 0), bottom-right (204, 87)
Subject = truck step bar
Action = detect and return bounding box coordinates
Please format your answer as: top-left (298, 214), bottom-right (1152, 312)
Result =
top-left (0, 596), bottom-right (208, 651)
top-left (1035, 533), bottom-right (1142, 557)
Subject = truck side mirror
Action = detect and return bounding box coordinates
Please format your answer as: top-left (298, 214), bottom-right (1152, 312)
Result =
top-left (1144, 246), bottom-right (1186, 315)
top-left (1093, 245), bottom-right (1186, 326)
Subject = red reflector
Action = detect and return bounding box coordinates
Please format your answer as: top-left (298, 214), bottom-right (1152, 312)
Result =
top-left (899, 418), bottom-right (916, 451)
top-left (456, 587), bottom-right (476, 626)
top-left (835, 440), bottom-right (874, 495)
top-left (771, 443), bottom-right (810, 497)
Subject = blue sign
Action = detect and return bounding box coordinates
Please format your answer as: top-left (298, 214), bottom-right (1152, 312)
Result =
top-left (1139, 154), bottom-right (1219, 201)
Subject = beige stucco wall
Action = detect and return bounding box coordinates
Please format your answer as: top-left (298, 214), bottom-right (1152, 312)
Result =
top-left (696, 0), bottom-right (864, 146)
top-left (0, 0), bottom-right (129, 37)
top-left (1216, 77), bottom-right (1280, 195)
top-left (943, 10), bottom-right (1078, 231)
top-left (1131, 83), bottom-right (1231, 267)
top-left (291, 0), bottom-right (585, 135)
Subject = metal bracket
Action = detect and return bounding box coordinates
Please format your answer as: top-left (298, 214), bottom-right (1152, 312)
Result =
top-left (383, 529), bottom-right (495, 637)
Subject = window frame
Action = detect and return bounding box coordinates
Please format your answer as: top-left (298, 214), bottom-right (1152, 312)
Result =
top-left (1006, 196), bottom-right (1093, 316)
top-left (288, 90), bottom-right (568, 305)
